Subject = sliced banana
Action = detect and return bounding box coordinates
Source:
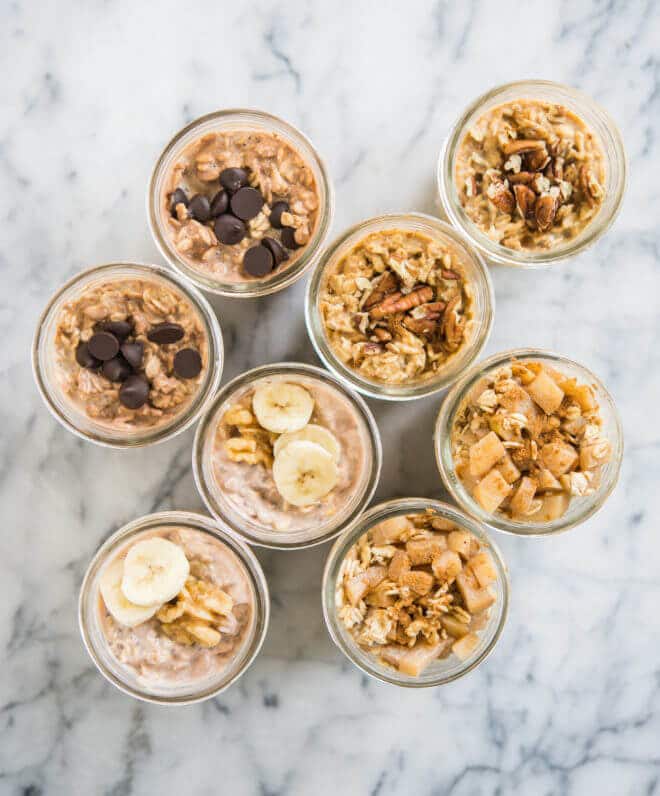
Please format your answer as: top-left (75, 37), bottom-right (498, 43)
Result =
top-left (273, 423), bottom-right (341, 462)
top-left (99, 558), bottom-right (160, 628)
top-left (252, 381), bottom-right (314, 434)
top-left (121, 538), bottom-right (190, 606)
top-left (272, 440), bottom-right (338, 507)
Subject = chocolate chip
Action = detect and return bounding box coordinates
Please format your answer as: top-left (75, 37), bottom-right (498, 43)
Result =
top-left (100, 320), bottom-right (132, 341)
top-left (281, 226), bottom-right (301, 249)
top-left (219, 167), bottom-right (249, 194)
top-left (173, 348), bottom-right (202, 379)
top-left (262, 236), bottom-right (289, 266)
top-left (210, 190), bottom-right (229, 217)
top-left (102, 356), bottom-right (132, 383)
top-left (169, 188), bottom-right (189, 216)
top-left (120, 341), bottom-right (144, 370)
top-left (75, 341), bottom-right (100, 370)
top-left (188, 194), bottom-right (212, 222)
top-left (214, 214), bottom-right (246, 245)
top-left (243, 245), bottom-right (274, 277)
top-left (269, 200), bottom-right (289, 229)
top-left (147, 322), bottom-right (185, 345)
top-left (87, 331), bottom-right (119, 361)
top-left (118, 373), bottom-right (150, 409)
top-left (230, 187), bottom-right (263, 221)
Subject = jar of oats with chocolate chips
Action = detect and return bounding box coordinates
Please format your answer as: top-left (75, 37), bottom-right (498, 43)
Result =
top-left (306, 213), bottom-right (494, 400)
top-left (438, 81), bottom-right (626, 267)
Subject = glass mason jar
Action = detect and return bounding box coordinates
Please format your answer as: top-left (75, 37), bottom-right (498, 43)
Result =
top-left (32, 262), bottom-right (223, 448)
top-left (148, 109), bottom-right (335, 297)
top-left (322, 498), bottom-right (509, 687)
top-left (435, 348), bottom-right (624, 536)
top-left (192, 362), bottom-right (382, 549)
top-left (79, 511), bottom-right (270, 705)
top-left (305, 213), bottom-right (494, 400)
top-left (437, 80), bottom-right (627, 268)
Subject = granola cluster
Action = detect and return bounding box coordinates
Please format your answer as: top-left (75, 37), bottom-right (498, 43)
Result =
top-left (451, 360), bottom-right (612, 521)
top-left (54, 279), bottom-right (207, 429)
top-left (337, 511), bottom-right (497, 676)
top-left (319, 230), bottom-right (473, 384)
top-left (455, 99), bottom-right (605, 251)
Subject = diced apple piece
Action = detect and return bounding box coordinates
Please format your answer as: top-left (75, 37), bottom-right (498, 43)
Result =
top-left (387, 550), bottom-right (411, 582)
top-left (496, 452), bottom-right (521, 484)
top-left (530, 492), bottom-right (570, 522)
top-left (430, 517), bottom-right (456, 532)
top-left (405, 536), bottom-right (447, 565)
top-left (525, 369), bottom-right (565, 415)
top-left (510, 476), bottom-right (538, 517)
top-left (473, 469), bottom-right (512, 513)
top-left (560, 378), bottom-right (597, 412)
top-left (370, 516), bottom-right (414, 545)
top-left (441, 614), bottom-right (469, 639)
top-left (497, 384), bottom-right (544, 437)
top-left (432, 550), bottom-right (463, 581)
top-left (379, 640), bottom-right (450, 676)
top-left (345, 565), bottom-right (387, 606)
top-left (400, 570), bottom-right (434, 596)
top-left (469, 431), bottom-right (506, 478)
top-left (452, 632), bottom-right (480, 661)
top-left (456, 571), bottom-right (496, 614)
top-left (365, 582), bottom-right (396, 608)
top-left (537, 468), bottom-right (562, 492)
top-left (540, 441), bottom-right (578, 477)
top-left (580, 440), bottom-right (612, 470)
top-left (468, 552), bottom-right (497, 588)
top-left (447, 530), bottom-right (473, 559)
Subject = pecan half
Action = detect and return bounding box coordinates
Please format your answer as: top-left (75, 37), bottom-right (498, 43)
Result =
top-left (370, 285), bottom-right (434, 319)
top-left (535, 194), bottom-right (557, 232)
top-left (502, 139), bottom-right (547, 156)
top-left (441, 295), bottom-right (465, 351)
top-left (513, 184), bottom-right (537, 218)
top-left (403, 316), bottom-right (439, 336)
top-left (508, 171), bottom-right (536, 185)
top-left (362, 271), bottom-right (399, 309)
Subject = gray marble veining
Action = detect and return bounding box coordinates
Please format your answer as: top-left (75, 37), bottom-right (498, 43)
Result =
top-left (2, 0), bottom-right (660, 794)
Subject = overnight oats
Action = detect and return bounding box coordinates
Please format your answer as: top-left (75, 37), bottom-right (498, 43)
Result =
top-left (435, 350), bottom-right (624, 535)
top-left (149, 110), bottom-right (333, 296)
top-left (306, 214), bottom-right (493, 400)
top-left (439, 81), bottom-right (626, 266)
top-left (193, 363), bottom-right (382, 548)
top-left (79, 512), bottom-right (269, 704)
top-left (323, 499), bottom-right (508, 686)
top-left (33, 263), bottom-right (222, 446)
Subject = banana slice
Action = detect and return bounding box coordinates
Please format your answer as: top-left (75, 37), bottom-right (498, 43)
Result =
top-left (272, 440), bottom-right (338, 507)
top-left (121, 538), bottom-right (190, 606)
top-left (252, 381), bottom-right (314, 434)
top-left (273, 424), bottom-right (341, 462)
top-left (99, 559), bottom-right (160, 628)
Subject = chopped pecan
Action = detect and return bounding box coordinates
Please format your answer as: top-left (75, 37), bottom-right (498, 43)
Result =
top-left (508, 171), bottom-right (536, 185)
top-left (370, 285), bottom-right (434, 319)
top-left (403, 312), bottom-right (441, 336)
top-left (513, 184), bottom-right (537, 218)
top-left (441, 269), bottom-right (461, 280)
top-left (502, 139), bottom-right (547, 156)
top-left (373, 327), bottom-right (392, 342)
top-left (535, 194), bottom-right (558, 232)
top-left (362, 271), bottom-right (399, 309)
top-left (441, 295), bottom-right (465, 351)
top-left (524, 149), bottom-right (551, 172)
top-left (579, 165), bottom-right (603, 205)
top-left (487, 180), bottom-right (515, 214)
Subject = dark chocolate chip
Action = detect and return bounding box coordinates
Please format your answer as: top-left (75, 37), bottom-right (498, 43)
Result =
top-left (87, 331), bottom-right (120, 361)
top-left (147, 322), bottom-right (185, 345)
top-left (102, 356), bottom-right (132, 383)
top-left (281, 226), bottom-right (301, 249)
top-left (120, 341), bottom-right (144, 370)
top-left (173, 348), bottom-right (202, 379)
top-left (188, 194), bottom-right (212, 222)
top-left (243, 245), bottom-right (274, 277)
top-left (262, 236), bottom-right (289, 266)
top-left (230, 186), bottom-right (263, 221)
top-left (219, 167), bottom-right (249, 194)
top-left (214, 214), bottom-right (246, 245)
top-left (269, 200), bottom-right (289, 229)
top-left (209, 190), bottom-right (229, 217)
top-left (75, 341), bottom-right (100, 370)
top-left (100, 320), bottom-right (132, 341)
top-left (118, 373), bottom-right (150, 409)
top-left (169, 188), bottom-right (189, 216)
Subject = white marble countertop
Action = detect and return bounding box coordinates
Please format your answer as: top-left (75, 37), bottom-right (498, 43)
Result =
top-left (3, 1), bottom-right (659, 794)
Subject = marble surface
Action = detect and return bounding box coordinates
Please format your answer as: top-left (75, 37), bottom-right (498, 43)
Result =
top-left (2, 1), bottom-right (659, 793)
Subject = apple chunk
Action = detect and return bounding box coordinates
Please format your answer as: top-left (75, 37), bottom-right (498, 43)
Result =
top-left (469, 431), bottom-right (506, 478)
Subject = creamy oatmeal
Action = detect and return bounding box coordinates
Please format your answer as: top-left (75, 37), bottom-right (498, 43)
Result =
top-left (451, 359), bottom-right (613, 522)
top-left (336, 510), bottom-right (498, 676)
top-left (319, 229), bottom-right (474, 384)
top-left (53, 277), bottom-right (208, 431)
top-left (162, 129), bottom-right (320, 283)
top-left (98, 527), bottom-right (253, 685)
top-left (455, 99), bottom-right (605, 251)
top-left (211, 375), bottom-right (369, 533)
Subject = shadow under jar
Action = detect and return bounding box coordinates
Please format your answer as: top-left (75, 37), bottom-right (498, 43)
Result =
top-left (193, 362), bottom-right (382, 550)
top-left (435, 349), bottom-right (624, 536)
top-left (437, 80), bottom-right (626, 268)
top-left (305, 213), bottom-right (494, 401)
top-left (79, 511), bottom-right (270, 705)
top-left (148, 109), bottom-right (334, 297)
top-left (322, 498), bottom-right (509, 687)
top-left (32, 262), bottom-right (223, 448)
